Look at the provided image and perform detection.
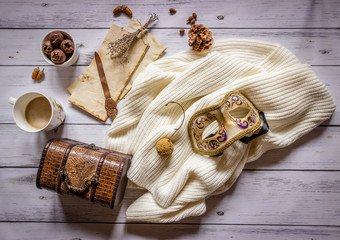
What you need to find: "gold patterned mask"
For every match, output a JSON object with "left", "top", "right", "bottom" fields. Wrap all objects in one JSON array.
[{"left": 188, "top": 91, "right": 268, "bottom": 156}]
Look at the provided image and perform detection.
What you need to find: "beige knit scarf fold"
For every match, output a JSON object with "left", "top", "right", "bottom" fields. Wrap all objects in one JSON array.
[{"left": 106, "top": 39, "right": 336, "bottom": 223}]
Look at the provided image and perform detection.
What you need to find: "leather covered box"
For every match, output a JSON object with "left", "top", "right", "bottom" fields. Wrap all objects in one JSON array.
[{"left": 36, "top": 138, "right": 131, "bottom": 209}]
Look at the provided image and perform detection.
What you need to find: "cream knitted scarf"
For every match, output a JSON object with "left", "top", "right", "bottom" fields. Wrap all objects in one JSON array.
[{"left": 106, "top": 39, "right": 335, "bottom": 223}]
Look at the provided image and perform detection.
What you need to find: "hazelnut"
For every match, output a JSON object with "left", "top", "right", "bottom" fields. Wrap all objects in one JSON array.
[
  {"left": 49, "top": 31, "right": 64, "bottom": 47},
  {"left": 187, "top": 15, "right": 194, "bottom": 24},
  {"left": 179, "top": 29, "right": 185, "bottom": 35},
  {"left": 169, "top": 8, "right": 177, "bottom": 15},
  {"left": 50, "top": 49, "right": 67, "bottom": 64},
  {"left": 60, "top": 39, "right": 74, "bottom": 55},
  {"left": 42, "top": 41, "right": 53, "bottom": 55}
]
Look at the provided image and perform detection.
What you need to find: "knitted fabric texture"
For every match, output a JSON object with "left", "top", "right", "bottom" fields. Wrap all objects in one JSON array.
[{"left": 106, "top": 39, "right": 336, "bottom": 223}]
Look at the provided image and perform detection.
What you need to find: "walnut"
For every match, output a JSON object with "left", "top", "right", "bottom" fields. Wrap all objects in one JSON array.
[{"left": 188, "top": 24, "right": 213, "bottom": 52}]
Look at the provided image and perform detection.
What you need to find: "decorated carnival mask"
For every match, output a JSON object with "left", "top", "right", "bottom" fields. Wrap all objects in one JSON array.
[{"left": 188, "top": 91, "right": 269, "bottom": 156}]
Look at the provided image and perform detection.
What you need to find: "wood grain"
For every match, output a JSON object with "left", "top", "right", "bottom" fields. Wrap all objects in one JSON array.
[
  {"left": 0, "top": 124, "right": 339, "bottom": 170},
  {"left": 0, "top": 66, "right": 123, "bottom": 124},
  {"left": 1, "top": 29, "right": 340, "bottom": 66},
  {"left": 1, "top": 168, "right": 339, "bottom": 225},
  {"left": 1, "top": 223, "right": 339, "bottom": 240},
  {"left": 1, "top": 0, "right": 340, "bottom": 238},
  {"left": 0, "top": 65, "right": 338, "bottom": 125},
  {"left": 1, "top": 0, "right": 340, "bottom": 29}
]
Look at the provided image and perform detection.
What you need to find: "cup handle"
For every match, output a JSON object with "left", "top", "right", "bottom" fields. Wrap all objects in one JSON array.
[{"left": 8, "top": 97, "right": 17, "bottom": 105}]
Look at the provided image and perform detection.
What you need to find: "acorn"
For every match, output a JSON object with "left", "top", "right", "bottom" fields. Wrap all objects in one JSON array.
[
  {"left": 122, "top": 5, "right": 132, "bottom": 17},
  {"left": 113, "top": 5, "right": 133, "bottom": 17},
  {"left": 60, "top": 39, "right": 74, "bottom": 54},
  {"left": 42, "top": 41, "right": 54, "bottom": 55},
  {"left": 50, "top": 49, "right": 67, "bottom": 64},
  {"left": 113, "top": 6, "right": 121, "bottom": 16},
  {"left": 49, "top": 31, "right": 64, "bottom": 47},
  {"left": 32, "top": 67, "right": 40, "bottom": 79},
  {"left": 36, "top": 68, "right": 45, "bottom": 81}
]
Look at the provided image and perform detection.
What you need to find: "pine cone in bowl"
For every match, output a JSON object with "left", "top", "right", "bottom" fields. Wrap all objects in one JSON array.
[{"left": 188, "top": 24, "right": 213, "bottom": 52}]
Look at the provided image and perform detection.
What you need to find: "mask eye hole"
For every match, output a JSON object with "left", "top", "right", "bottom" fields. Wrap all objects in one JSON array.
[
  {"left": 229, "top": 107, "right": 250, "bottom": 119},
  {"left": 202, "top": 120, "right": 219, "bottom": 139}
]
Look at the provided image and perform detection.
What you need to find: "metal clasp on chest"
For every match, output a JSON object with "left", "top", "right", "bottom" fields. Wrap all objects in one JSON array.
[{"left": 84, "top": 143, "right": 99, "bottom": 150}]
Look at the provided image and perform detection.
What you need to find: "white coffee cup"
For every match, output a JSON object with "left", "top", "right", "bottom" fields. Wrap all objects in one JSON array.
[{"left": 8, "top": 92, "right": 65, "bottom": 132}]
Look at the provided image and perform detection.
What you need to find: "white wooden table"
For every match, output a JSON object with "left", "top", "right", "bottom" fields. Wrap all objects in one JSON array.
[{"left": 1, "top": 0, "right": 339, "bottom": 239}]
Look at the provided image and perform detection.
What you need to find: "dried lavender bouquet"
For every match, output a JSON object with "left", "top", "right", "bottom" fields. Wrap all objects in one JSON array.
[{"left": 107, "top": 14, "right": 158, "bottom": 62}]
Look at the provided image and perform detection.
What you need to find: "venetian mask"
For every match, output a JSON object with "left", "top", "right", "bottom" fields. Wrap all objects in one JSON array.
[{"left": 188, "top": 91, "right": 268, "bottom": 156}]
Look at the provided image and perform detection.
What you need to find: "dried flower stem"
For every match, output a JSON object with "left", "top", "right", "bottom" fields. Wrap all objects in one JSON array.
[{"left": 107, "top": 13, "right": 159, "bottom": 62}]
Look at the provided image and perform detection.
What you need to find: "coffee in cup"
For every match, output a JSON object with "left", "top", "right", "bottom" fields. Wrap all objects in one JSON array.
[
  {"left": 9, "top": 92, "right": 65, "bottom": 132},
  {"left": 25, "top": 97, "right": 52, "bottom": 129}
]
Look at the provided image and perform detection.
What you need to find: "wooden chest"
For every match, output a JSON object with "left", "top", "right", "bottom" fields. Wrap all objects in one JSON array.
[{"left": 36, "top": 138, "right": 131, "bottom": 209}]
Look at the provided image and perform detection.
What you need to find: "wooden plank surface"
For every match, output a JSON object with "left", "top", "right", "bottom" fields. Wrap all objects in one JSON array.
[
  {"left": 1, "top": 223, "right": 339, "bottom": 240},
  {"left": 1, "top": 0, "right": 340, "bottom": 239},
  {"left": 1, "top": 65, "right": 339, "bottom": 125},
  {"left": 1, "top": 168, "right": 340, "bottom": 225},
  {"left": 1, "top": 0, "right": 340, "bottom": 29},
  {"left": 1, "top": 29, "right": 340, "bottom": 66},
  {"left": 0, "top": 124, "right": 339, "bottom": 170}
]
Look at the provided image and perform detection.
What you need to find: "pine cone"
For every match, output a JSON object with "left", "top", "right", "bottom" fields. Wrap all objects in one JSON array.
[{"left": 188, "top": 24, "right": 213, "bottom": 52}]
